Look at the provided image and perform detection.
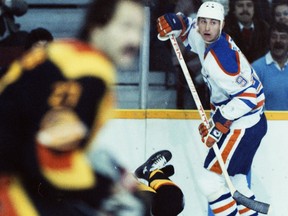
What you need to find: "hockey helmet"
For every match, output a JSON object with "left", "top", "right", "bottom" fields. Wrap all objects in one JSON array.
[{"left": 196, "top": 1, "right": 225, "bottom": 27}]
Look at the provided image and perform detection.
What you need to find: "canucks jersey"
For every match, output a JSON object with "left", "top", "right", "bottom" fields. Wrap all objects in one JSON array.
[
  {"left": 183, "top": 19, "right": 265, "bottom": 129},
  {"left": 0, "top": 39, "right": 117, "bottom": 212}
]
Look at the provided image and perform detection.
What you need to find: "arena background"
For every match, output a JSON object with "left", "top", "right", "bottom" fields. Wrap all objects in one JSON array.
[{"left": 13, "top": 1, "right": 285, "bottom": 215}]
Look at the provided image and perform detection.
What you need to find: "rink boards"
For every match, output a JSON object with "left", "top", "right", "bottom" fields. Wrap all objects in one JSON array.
[{"left": 91, "top": 110, "right": 288, "bottom": 216}]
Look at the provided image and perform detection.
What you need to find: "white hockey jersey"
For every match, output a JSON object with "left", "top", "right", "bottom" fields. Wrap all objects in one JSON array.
[{"left": 183, "top": 19, "right": 265, "bottom": 129}]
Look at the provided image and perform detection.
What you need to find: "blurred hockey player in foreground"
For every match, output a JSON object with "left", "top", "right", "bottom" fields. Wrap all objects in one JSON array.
[{"left": 0, "top": 0, "right": 145, "bottom": 215}]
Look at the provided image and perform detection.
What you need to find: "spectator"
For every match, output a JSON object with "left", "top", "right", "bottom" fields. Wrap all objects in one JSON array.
[
  {"left": 0, "top": 28, "right": 54, "bottom": 78},
  {"left": 252, "top": 22, "right": 288, "bottom": 110},
  {"left": 272, "top": 0, "right": 288, "bottom": 26},
  {"left": 24, "top": 27, "right": 54, "bottom": 50},
  {"left": 0, "top": 0, "right": 28, "bottom": 39},
  {"left": 0, "top": 0, "right": 146, "bottom": 215},
  {"left": 134, "top": 150, "right": 185, "bottom": 216},
  {"left": 0, "top": 0, "right": 29, "bottom": 67},
  {"left": 224, "top": 0, "right": 270, "bottom": 63}
]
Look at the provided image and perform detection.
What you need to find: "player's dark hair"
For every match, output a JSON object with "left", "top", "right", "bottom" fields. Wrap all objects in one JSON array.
[
  {"left": 78, "top": 0, "right": 144, "bottom": 41},
  {"left": 269, "top": 21, "right": 288, "bottom": 37},
  {"left": 24, "top": 27, "right": 54, "bottom": 50}
]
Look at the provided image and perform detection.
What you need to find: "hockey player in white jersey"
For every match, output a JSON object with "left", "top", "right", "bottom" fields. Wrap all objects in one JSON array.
[{"left": 157, "top": 1, "right": 267, "bottom": 215}]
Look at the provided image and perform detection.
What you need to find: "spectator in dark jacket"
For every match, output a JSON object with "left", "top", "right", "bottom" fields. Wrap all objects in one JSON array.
[
  {"left": 223, "top": 0, "right": 270, "bottom": 63},
  {"left": 0, "top": 0, "right": 28, "bottom": 67}
]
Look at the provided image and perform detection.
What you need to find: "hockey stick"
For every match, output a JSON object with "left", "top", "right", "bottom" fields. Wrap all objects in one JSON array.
[{"left": 169, "top": 34, "right": 270, "bottom": 214}]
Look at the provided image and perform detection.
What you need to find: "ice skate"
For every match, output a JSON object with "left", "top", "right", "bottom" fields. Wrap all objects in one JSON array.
[{"left": 135, "top": 150, "right": 172, "bottom": 180}]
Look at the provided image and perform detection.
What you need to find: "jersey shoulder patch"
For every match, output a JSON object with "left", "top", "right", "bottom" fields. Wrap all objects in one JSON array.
[{"left": 206, "top": 34, "right": 240, "bottom": 76}]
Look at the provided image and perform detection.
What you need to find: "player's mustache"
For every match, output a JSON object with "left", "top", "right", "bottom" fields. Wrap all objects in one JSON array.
[{"left": 272, "top": 42, "right": 284, "bottom": 49}]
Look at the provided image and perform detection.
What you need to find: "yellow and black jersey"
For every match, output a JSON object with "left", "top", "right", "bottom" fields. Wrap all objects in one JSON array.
[{"left": 0, "top": 40, "right": 117, "bottom": 215}]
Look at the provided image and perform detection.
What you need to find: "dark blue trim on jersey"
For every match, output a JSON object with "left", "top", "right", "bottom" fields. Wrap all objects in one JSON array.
[
  {"left": 257, "top": 88, "right": 264, "bottom": 97},
  {"left": 239, "top": 98, "right": 257, "bottom": 109},
  {"left": 205, "top": 33, "right": 240, "bottom": 75}
]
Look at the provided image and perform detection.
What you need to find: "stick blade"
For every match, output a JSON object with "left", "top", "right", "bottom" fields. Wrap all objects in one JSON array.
[{"left": 233, "top": 191, "right": 270, "bottom": 214}]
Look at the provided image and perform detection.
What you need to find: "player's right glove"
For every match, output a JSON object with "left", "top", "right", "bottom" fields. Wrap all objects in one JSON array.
[
  {"left": 157, "top": 13, "right": 189, "bottom": 41},
  {"left": 198, "top": 121, "right": 223, "bottom": 148},
  {"left": 198, "top": 108, "right": 233, "bottom": 148}
]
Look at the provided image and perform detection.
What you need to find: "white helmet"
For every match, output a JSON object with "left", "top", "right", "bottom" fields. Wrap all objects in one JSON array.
[
  {"left": 196, "top": 1, "right": 225, "bottom": 27},
  {"left": 196, "top": 1, "right": 225, "bottom": 43}
]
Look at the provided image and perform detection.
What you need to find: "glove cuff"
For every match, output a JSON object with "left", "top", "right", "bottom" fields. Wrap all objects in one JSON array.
[
  {"left": 212, "top": 108, "right": 233, "bottom": 134},
  {"left": 176, "top": 13, "right": 189, "bottom": 37}
]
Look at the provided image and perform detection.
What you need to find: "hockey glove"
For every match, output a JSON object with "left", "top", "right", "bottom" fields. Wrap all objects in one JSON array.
[
  {"left": 198, "top": 108, "right": 233, "bottom": 148},
  {"left": 212, "top": 108, "right": 233, "bottom": 134},
  {"left": 198, "top": 121, "right": 222, "bottom": 148},
  {"left": 157, "top": 13, "right": 189, "bottom": 41}
]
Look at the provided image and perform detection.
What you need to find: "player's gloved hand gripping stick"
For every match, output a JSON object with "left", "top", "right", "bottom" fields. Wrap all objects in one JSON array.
[{"left": 168, "top": 34, "right": 270, "bottom": 214}]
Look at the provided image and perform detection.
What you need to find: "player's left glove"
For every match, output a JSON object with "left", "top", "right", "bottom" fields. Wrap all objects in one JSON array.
[
  {"left": 157, "top": 12, "right": 189, "bottom": 41},
  {"left": 198, "top": 108, "right": 233, "bottom": 148}
]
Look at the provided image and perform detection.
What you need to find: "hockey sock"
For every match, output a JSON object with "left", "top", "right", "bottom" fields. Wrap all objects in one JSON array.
[
  {"left": 209, "top": 192, "right": 239, "bottom": 216},
  {"left": 148, "top": 169, "right": 174, "bottom": 189}
]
